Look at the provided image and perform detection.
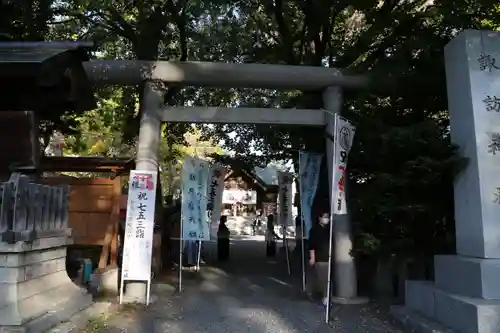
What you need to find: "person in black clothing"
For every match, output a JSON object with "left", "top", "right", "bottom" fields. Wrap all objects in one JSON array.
[
  {"left": 217, "top": 215, "right": 230, "bottom": 260},
  {"left": 307, "top": 212, "right": 331, "bottom": 306},
  {"left": 265, "top": 214, "right": 281, "bottom": 257},
  {"left": 117, "top": 219, "right": 125, "bottom": 290},
  {"left": 252, "top": 209, "right": 263, "bottom": 235},
  {"left": 294, "top": 214, "right": 302, "bottom": 254}
]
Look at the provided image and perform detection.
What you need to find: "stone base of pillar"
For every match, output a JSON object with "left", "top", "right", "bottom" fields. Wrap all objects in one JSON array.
[
  {"left": 394, "top": 254, "right": 500, "bottom": 333},
  {"left": 330, "top": 296, "right": 369, "bottom": 305},
  {"left": 0, "top": 236, "right": 92, "bottom": 332},
  {"left": 99, "top": 267, "right": 119, "bottom": 294}
]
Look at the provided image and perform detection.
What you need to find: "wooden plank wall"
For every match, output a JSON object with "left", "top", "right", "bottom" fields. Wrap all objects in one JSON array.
[
  {"left": 0, "top": 111, "right": 38, "bottom": 180},
  {"left": 41, "top": 177, "right": 121, "bottom": 268}
]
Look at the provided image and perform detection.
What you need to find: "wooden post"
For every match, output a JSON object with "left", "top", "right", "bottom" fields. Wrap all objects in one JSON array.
[{"left": 110, "top": 176, "right": 121, "bottom": 267}]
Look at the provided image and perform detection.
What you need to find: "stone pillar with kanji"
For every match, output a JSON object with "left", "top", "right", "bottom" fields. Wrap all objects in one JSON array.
[{"left": 402, "top": 29, "right": 500, "bottom": 333}]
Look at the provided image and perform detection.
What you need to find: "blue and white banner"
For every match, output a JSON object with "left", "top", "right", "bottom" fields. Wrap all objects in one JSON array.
[
  {"left": 181, "top": 157, "right": 211, "bottom": 240},
  {"left": 299, "top": 151, "right": 323, "bottom": 239}
]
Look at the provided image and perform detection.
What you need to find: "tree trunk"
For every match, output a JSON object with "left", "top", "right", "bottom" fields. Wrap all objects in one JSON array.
[
  {"left": 166, "top": 140, "right": 174, "bottom": 195},
  {"left": 396, "top": 258, "right": 409, "bottom": 302},
  {"left": 374, "top": 256, "right": 394, "bottom": 299}
]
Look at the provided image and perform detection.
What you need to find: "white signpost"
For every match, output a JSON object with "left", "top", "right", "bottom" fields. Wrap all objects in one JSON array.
[
  {"left": 326, "top": 114, "right": 356, "bottom": 322},
  {"left": 277, "top": 171, "right": 293, "bottom": 275},
  {"left": 120, "top": 170, "right": 158, "bottom": 305}
]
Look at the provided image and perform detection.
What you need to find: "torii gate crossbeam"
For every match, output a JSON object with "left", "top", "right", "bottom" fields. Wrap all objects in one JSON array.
[{"left": 83, "top": 60, "right": 368, "bottom": 89}]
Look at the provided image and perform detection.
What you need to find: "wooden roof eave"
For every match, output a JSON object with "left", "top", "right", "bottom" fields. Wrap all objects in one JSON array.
[{"left": 10, "top": 156, "right": 135, "bottom": 174}]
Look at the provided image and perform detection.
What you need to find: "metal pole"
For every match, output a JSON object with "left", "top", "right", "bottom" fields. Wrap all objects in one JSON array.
[
  {"left": 301, "top": 215, "right": 306, "bottom": 292},
  {"left": 146, "top": 279, "right": 151, "bottom": 305},
  {"left": 179, "top": 223, "right": 183, "bottom": 292},
  {"left": 325, "top": 113, "right": 338, "bottom": 324},
  {"left": 283, "top": 225, "right": 291, "bottom": 275},
  {"left": 299, "top": 152, "right": 306, "bottom": 292},
  {"left": 196, "top": 240, "right": 202, "bottom": 271},
  {"left": 119, "top": 270, "right": 125, "bottom": 304}
]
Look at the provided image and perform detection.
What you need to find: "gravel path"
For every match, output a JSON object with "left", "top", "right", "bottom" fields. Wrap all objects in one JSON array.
[{"left": 90, "top": 239, "right": 406, "bottom": 333}]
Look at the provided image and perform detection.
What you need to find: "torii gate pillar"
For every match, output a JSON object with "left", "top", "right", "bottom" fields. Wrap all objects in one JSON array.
[
  {"left": 323, "top": 87, "right": 367, "bottom": 304},
  {"left": 123, "top": 80, "right": 164, "bottom": 303}
]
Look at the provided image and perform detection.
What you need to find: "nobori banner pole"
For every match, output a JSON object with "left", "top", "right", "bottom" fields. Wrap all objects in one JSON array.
[
  {"left": 179, "top": 238, "right": 183, "bottom": 291},
  {"left": 283, "top": 226, "right": 291, "bottom": 276},
  {"left": 119, "top": 272, "right": 125, "bottom": 304},
  {"left": 325, "top": 113, "right": 338, "bottom": 324},
  {"left": 299, "top": 152, "right": 306, "bottom": 292},
  {"left": 146, "top": 277, "right": 151, "bottom": 305},
  {"left": 301, "top": 217, "right": 306, "bottom": 291},
  {"left": 196, "top": 241, "right": 202, "bottom": 271},
  {"left": 178, "top": 189, "right": 184, "bottom": 292}
]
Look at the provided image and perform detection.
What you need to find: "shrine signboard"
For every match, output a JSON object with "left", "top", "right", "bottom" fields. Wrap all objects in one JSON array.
[{"left": 121, "top": 170, "right": 158, "bottom": 282}]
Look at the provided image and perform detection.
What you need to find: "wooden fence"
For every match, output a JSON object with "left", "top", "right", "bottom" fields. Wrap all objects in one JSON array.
[{"left": 41, "top": 177, "right": 121, "bottom": 268}]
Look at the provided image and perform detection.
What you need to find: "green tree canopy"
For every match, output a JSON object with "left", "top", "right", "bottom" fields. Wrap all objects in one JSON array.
[{"left": 5, "top": 0, "right": 500, "bottom": 277}]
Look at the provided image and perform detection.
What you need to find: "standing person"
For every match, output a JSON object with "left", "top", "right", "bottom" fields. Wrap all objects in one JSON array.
[
  {"left": 186, "top": 239, "right": 197, "bottom": 270},
  {"left": 308, "top": 212, "right": 331, "bottom": 307},
  {"left": 294, "top": 214, "right": 302, "bottom": 254},
  {"left": 252, "top": 209, "right": 263, "bottom": 235},
  {"left": 217, "top": 215, "right": 230, "bottom": 260},
  {"left": 265, "top": 214, "right": 281, "bottom": 257},
  {"left": 117, "top": 219, "right": 125, "bottom": 290}
]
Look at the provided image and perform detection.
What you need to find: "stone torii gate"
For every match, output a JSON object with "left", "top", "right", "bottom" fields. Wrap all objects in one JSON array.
[{"left": 84, "top": 60, "right": 368, "bottom": 304}]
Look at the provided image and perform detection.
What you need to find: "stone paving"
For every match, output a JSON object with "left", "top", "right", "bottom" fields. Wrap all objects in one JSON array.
[{"left": 78, "top": 240, "right": 406, "bottom": 333}]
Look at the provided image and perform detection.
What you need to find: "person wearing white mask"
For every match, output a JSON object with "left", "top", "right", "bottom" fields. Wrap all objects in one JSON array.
[{"left": 307, "top": 212, "right": 331, "bottom": 306}]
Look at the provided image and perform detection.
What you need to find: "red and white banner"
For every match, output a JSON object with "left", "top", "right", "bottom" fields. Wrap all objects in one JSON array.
[
  {"left": 332, "top": 115, "right": 356, "bottom": 215},
  {"left": 122, "top": 170, "right": 158, "bottom": 281}
]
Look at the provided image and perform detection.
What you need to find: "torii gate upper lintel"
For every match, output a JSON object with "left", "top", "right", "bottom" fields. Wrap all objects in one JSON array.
[{"left": 84, "top": 60, "right": 368, "bottom": 89}]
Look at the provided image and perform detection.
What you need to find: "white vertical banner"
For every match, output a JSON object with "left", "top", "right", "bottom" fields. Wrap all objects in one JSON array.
[
  {"left": 332, "top": 115, "right": 356, "bottom": 215},
  {"left": 278, "top": 171, "right": 293, "bottom": 275},
  {"left": 121, "top": 170, "right": 158, "bottom": 282},
  {"left": 298, "top": 151, "right": 323, "bottom": 238},
  {"left": 207, "top": 164, "right": 225, "bottom": 230},
  {"left": 181, "top": 157, "right": 211, "bottom": 241},
  {"left": 277, "top": 171, "right": 293, "bottom": 228}
]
